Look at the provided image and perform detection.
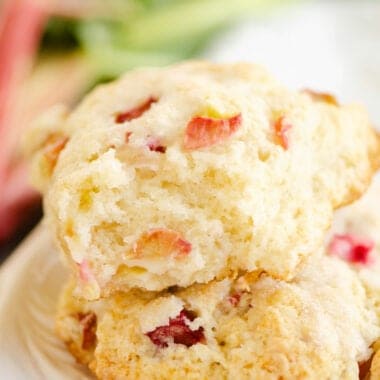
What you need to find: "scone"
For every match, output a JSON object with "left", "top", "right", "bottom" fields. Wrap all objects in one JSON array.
[
  {"left": 56, "top": 255, "right": 380, "bottom": 380},
  {"left": 26, "top": 61, "right": 380, "bottom": 298}
]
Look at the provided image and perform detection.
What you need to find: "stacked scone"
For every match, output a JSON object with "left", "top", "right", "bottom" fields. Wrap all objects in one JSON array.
[{"left": 25, "top": 62, "right": 380, "bottom": 379}]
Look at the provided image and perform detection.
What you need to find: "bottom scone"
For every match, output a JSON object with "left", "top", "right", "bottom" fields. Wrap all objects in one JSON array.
[{"left": 57, "top": 251, "right": 380, "bottom": 380}]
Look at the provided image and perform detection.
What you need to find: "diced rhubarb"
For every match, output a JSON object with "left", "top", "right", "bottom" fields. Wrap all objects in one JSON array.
[
  {"left": 147, "top": 136, "right": 166, "bottom": 153},
  {"left": 228, "top": 293, "right": 242, "bottom": 307},
  {"left": 184, "top": 113, "right": 242, "bottom": 150},
  {"left": 115, "top": 97, "right": 157, "bottom": 124},
  {"left": 78, "top": 312, "right": 97, "bottom": 350},
  {"left": 273, "top": 116, "right": 292, "bottom": 150},
  {"left": 133, "top": 228, "right": 191, "bottom": 259},
  {"left": 43, "top": 133, "right": 69, "bottom": 172},
  {"left": 328, "top": 234, "right": 375, "bottom": 265},
  {"left": 125, "top": 131, "right": 132, "bottom": 143},
  {"left": 78, "top": 260, "right": 94, "bottom": 282},
  {"left": 303, "top": 89, "right": 338, "bottom": 106},
  {"left": 146, "top": 309, "right": 205, "bottom": 348}
]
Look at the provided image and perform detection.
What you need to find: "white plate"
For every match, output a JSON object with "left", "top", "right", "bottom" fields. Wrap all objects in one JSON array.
[{"left": 0, "top": 224, "right": 91, "bottom": 380}]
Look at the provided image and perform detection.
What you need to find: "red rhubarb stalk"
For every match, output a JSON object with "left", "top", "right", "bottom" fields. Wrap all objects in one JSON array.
[
  {"left": 0, "top": 0, "right": 47, "bottom": 170},
  {"left": 0, "top": 0, "right": 47, "bottom": 241}
]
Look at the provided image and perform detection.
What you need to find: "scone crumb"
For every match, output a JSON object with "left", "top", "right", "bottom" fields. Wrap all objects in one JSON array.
[
  {"left": 146, "top": 308, "right": 205, "bottom": 348},
  {"left": 78, "top": 312, "right": 97, "bottom": 350},
  {"left": 139, "top": 296, "right": 184, "bottom": 333}
]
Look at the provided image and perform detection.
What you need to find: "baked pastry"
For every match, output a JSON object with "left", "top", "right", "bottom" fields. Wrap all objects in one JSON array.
[
  {"left": 26, "top": 61, "right": 380, "bottom": 298},
  {"left": 56, "top": 254, "right": 379, "bottom": 380}
]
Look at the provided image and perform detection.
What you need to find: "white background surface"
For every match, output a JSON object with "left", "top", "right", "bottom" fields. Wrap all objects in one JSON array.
[
  {"left": 207, "top": 0, "right": 380, "bottom": 126},
  {"left": 1, "top": 1, "right": 380, "bottom": 379}
]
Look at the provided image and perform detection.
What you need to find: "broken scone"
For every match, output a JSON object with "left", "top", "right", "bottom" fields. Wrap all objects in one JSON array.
[
  {"left": 26, "top": 61, "right": 380, "bottom": 298},
  {"left": 56, "top": 255, "right": 379, "bottom": 380}
]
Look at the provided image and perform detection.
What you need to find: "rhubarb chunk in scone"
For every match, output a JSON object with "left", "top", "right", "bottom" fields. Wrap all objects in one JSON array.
[
  {"left": 56, "top": 255, "right": 380, "bottom": 380},
  {"left": 26, "top": 61, "right": 380, "bottom": 298}
]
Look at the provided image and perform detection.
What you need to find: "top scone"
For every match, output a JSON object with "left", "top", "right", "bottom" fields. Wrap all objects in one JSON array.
[{"left": 25, "top": 61, "right": 380, "bottom": 299}]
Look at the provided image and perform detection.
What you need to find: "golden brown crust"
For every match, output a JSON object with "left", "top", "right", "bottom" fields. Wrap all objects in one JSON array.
[{"left": 57, "top": 253, "right": 379, "bottom": 379}]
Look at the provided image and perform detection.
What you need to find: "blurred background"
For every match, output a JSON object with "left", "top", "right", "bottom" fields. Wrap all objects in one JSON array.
[{"left": 0, "top": 0, "right": 379, "bottom": 261}]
